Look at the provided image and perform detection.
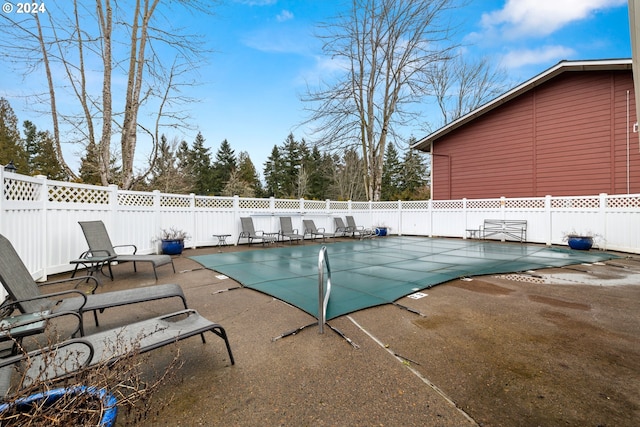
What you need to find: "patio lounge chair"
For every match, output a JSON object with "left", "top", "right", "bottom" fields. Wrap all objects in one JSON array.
[
  {"left": 346, "top": 216, "right": 374, "bottom": 239},
  {"left": 0, "top": 234, "right": 187, "bottom": 336},
  {"left": 303, "top": 219, "right": 335, "bottom": 242},
  {"left": 237, "top": 217, "right": 277, "bottom": 246},
  {"left": 78, "top": 221, "right": 175, "bottom": 280},
  {"left": 334, "top": 217, "right": 351, "bottom": 237},
  {"left": 279, "top": 217, "right": 303, "bottom": 245},
  {"left": 0, "top": 308, "right": 234, "bottom": 395}
]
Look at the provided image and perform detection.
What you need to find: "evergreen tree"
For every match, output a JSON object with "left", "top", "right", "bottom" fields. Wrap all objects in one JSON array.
[
  {"left": 23, "top": 121, "right": 68, "bottom": 180},
  {"left": 305, "top": 146, "right": 334, "bottom": 200},
  {"left": 0, "top": 98, "right": 27, "bottom": 171},
  {"left": 175, "top": 139, "right": 196, "bottom": 193},
  {"left": 79, "top": 141, "right": 103, "bottom": 185},
  {"left": 263, "top": 145, "right": 284, "bottom": 197},
  {"left": 188, "top": 132, "right": 214, "bottom": 195},
  {"left": 236, "top": 151, "right": 262, "bottom": 196},
  {"left": 399, "top": 143, "right": 430, "bottom": 200},
  {"left": 147, "top": 135, "right": 192, "bottom": 194},
  {"left": 212, "top": 139, "right": 236, "bottom": 194},
  {"left": 279, "top": 133, "right": 302, "bottom": 198},
  {"left": 381, "top": 144, "right": 402, "bottom": 200}
]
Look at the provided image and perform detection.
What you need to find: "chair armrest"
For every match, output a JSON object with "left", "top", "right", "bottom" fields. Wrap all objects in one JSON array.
[
  {"left": 317, "top": 227, "right": 326, "bottom": 232},
  {"left": 0, "top": 310, "right": 84, "bottom": 340},
  {"left": 6, "top": 289, "right": 89, "bottom": 312},
  {"left": 113, "top": 244, "right": 137, "bottom": 255},
  {"left": 0, "top": 335, "right": 94, "bottom": 370},
  {"left": 38, "top": 276, "right": 99, "bottom": 295}
]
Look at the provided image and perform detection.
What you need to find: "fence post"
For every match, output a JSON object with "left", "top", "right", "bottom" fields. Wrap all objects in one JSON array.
[
  {"left": 37, "top": 175, "right": 48, "bottom": 280},
  {"left": 233, "top": 195, "right": 240, "bottom": 245},
  {"left": 108, "top": 184, "right": 119, "bottom": 230},
  {"left": 545, "top": 195, "right": 552, "bottom": 246},
  {"left": 599, "top": 193, "right": 608, "bottom": 250},
  {"left": 462, "top": 198, "right": 468, "bottom": 239},
  {"left": 428, "top": 199, "right": 433, "bottom": 237},
  {"left": 397, "top": 200, "right": 403, "bottom": 236},
  {"left": 189, "top": 193, "right": 196, "bottom": 249}
]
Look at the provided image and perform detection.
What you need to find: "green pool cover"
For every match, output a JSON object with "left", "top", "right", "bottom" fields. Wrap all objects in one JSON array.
[{"left": 190, "top": 236, "right": 618, "bottom": 320}]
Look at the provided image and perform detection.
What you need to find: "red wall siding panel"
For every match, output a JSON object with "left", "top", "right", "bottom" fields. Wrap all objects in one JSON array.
[{"left": 431, "top": 69, "right": 640, "bottom": 199}]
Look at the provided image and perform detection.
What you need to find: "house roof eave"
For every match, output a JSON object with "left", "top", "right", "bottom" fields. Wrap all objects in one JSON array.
[{"left": 411, "top": 58, "right": 633, "bottom": 153}]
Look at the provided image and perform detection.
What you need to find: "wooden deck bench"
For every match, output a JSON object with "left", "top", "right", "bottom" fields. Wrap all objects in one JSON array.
[{"left": 481, "top": 219, "right": 527, "bottom": 242}]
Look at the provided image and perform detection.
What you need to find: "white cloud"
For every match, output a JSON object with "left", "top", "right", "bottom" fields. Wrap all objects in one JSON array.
[
  {"left": 482, "top": 0, "right": 627, "bottom": 38},
  {"left": 500, "top": 45, "right": 576, "bottom": 69},
  {"left": 277, "top": 10, "right": 294, "bottom": 22}
]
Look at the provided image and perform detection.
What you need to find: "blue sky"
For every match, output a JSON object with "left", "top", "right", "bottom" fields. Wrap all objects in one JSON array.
[{"left": 0, "top": 0, "right": 632, "bottom": 175}]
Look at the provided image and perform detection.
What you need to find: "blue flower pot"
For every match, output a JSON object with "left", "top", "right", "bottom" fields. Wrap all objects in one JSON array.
[
  {"left": 375, "top": 227, "right": 388, "bottom": 237},
  {"left": 567, "top": 236, "right": 593, "bottom": 250},
  {"left": 161, "top": 239, "right": 184, "bottom": 255},
  {"left": 0, "top": 386, "right": 117, "bottom": 426}
]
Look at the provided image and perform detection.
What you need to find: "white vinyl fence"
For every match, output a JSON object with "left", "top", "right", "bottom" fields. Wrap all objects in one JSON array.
[{"left": 2, "top": 168, "right": 639, "bottom": 287}]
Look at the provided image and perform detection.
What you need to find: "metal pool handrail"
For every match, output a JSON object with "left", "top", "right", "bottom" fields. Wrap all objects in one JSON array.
[{"left": 318, "top": 246, "right": 332, "bottom": 334}]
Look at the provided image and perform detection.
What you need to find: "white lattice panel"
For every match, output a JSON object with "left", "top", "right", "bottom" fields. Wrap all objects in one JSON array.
[
  {"left": 303, "top": 200, "right": 327, "bottom": 211},
  {"left": 467, "top": 199, "right": 500, "bottom": 209},
  {"left": 371, "top": 201, "right": 398, "bottom": 210},
  {"left": 607, "top": 195, "right": 640, "bottom": 208},
  {"left": 275, "top": 199, "right": 301, "bottom": 210},
  {"left": 118, "top": 192, "right": 153, "bottom": 206},
  {"left": 551, "top": 197, "right": 600, "bottom": 209},
  {"left": 239, "top": 198, "right": 270, "bottom": 209},
  {"left": 432, "top": 200, "right": 464, "bottom": 209},
  {"left": 401, "top": 201, "right": 430, "bottom": 210},
  {"left": 196, "top": 197, "right": 234, "bottom": 209},
  {"left": 50, "top": 185, "right": 109, "bottom": 204},
  {"left": 161, "top": 195, "right": 191, "bottom": 208},
  {"left": 351, "top": 201, "right": 369, "bottom": 210},
  {"left": 4, "top": 178, "right": 43, "bottom": 201},
  {"left": 505, "top": 198, "right": 545, "bottom": 209},
  {"left": 329, "top": 201, "right": 349, "bottom": 210}
]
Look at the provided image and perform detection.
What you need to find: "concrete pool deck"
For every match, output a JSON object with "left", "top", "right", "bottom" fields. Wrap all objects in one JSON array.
[{"left": 52, "top": 238, "right": 640, "bottom": 426}]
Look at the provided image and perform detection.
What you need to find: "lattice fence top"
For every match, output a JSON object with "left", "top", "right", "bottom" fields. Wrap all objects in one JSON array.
[
  {"left": 274, "top": 199, "right": 300, "bottom": 210},
  {"left": 2, "top": 178, "right": 41, "bottom": 201},
  {"left": 432, "top": 200, "right": 464, "bottom": 209},
  {"left": 196, "top": 197, "right": 234, "bottom": 209},
  {"left": 401, "top": 200, "right": 430, "bottom": 209},
  {"left": 329, "top": 201, "right": 349, "bottom": 210},
  {"left": 551, "top": 196, "right": 600, "bottom": 209},
  {"left": 238, "top": 198, "right": 270, "bottom": 209},
  {"left": 119, "top": 192, "right": 153, "bottom": 206},
  {"left": 351, "top": 201, "right": 370, "bottom": 210},
  {"left": 50, "top": 185, "right": 109, "bottom": 204},
  {"left": 303, "top": 200, "right": 327, "bottom": 210},
  {"left": 504, "top": 198, "right": 545, "bottom": 209},
  {"left": 466, "top": 199, "right": 500, "bottom": 209},
  {"left": 371, "top": 201, "right": 399, "bottom": 210},
  {"left": 607, "top": 194, "right": 640, "bottom": 208},
  {"left": 161, "top": 194, "right": 191, "bottom": 208}
]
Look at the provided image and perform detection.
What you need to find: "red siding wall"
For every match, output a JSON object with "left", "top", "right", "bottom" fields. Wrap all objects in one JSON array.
[{"left": 432, "top": 70, "right": 640, "bottom": 199}]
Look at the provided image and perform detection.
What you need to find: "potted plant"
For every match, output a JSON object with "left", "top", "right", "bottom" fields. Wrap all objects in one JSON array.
[
  {"left": 373, "top": 224, "right": 390, "bottom": 237},
  {"left": 157, "top": 227, "right": 190, "bottom": 255},
  {"left": 0, "top": 386, "right": 118, "bottom": 426},
  {"left": 562, "top": 230, "right": 601, "bottom": 250}
]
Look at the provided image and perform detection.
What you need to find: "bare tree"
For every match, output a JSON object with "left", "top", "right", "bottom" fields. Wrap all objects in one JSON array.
[
  {"left": 0, "top": 0, "right": 211, "bottom": 188},
  {"left": 303, "top": 0, "right": 461, "bottom": 201},
  {"left": 425, "top": 55, "right": 508, "bottom": 130}
]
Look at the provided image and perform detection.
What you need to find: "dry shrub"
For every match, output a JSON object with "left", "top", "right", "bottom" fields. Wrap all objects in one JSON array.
[{"left": 0, "top": 325, "right": 183, "bottom": 426}]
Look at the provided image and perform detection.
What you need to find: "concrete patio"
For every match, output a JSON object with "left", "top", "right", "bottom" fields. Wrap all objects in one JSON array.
[{"left": 44, "top": 238, "right": 640, "bottom": 426}]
